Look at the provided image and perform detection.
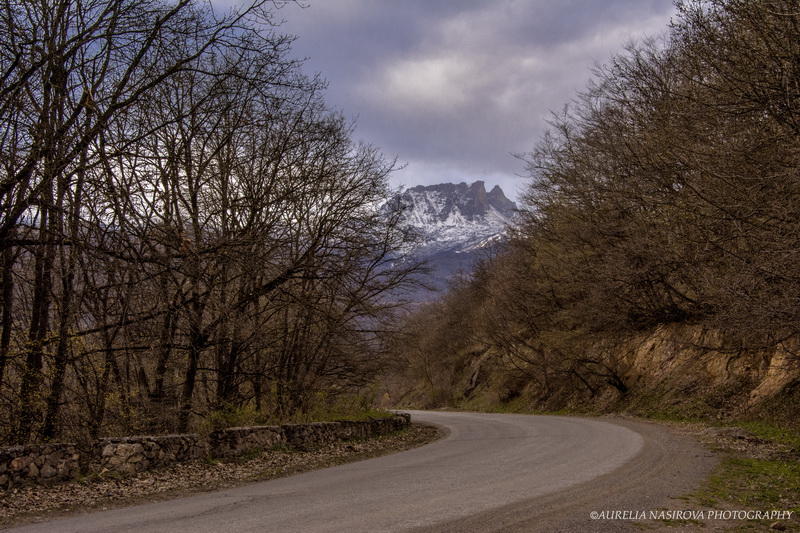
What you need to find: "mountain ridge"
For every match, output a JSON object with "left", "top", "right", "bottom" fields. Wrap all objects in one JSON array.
[{"left": 387, "top": 180, "right": 518, "bottom": 297}]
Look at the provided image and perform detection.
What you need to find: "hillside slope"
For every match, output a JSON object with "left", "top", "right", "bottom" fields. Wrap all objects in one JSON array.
[
  {"left": 382, "top": 0, "right": 800, "bottom": 429},
  {"left": 385, "top": 324, "right": 800, "bottom": 426}
]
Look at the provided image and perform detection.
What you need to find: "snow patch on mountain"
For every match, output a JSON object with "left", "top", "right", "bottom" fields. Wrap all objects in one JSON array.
[
  {"left": 385, "top": 180, "right": 518, "bottom": 295},
  {"left": 392, "top": 180, "right": 516, "bottom": 253}
]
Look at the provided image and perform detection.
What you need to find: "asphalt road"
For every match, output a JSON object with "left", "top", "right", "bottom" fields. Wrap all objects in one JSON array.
[{"left": 7, "top": 411, "right": 717, "bottom": 533}]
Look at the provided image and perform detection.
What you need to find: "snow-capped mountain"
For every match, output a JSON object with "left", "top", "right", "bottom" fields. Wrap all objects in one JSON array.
[{"left": 386, "top": 180, "right": 518, "bottom": 296}]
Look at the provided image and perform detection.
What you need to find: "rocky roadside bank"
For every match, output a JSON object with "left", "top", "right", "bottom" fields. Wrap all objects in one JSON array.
[{"left": 0, "top": 424, "right": 441, "bottom": 529}]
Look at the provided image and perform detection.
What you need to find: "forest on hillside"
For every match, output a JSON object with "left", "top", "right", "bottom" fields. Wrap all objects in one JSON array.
[
  {"left": 0, "top": 0, "right": 421, "bottom": 445},
  {"left": 389, "top": 0, "right": 800, "bottom": 415},
  {"left": 4, "top": 0, "right": 799, "bottom": 448}
]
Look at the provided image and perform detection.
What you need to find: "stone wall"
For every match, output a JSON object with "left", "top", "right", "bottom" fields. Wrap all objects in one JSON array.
[
  {"left": 209, "top": 425, "right": 284, "bottom": 458},
  {"left": 211, "top": 414, "right": 411, "bottom": 457},
  {"left": 367, "top": 413, "right": 411, "bottom": 436},
  {"left": 0, "top": 414, "right": 411, "bottom": 489},
  {"left": 282, "top": 422, "right": 342, "bottom": 451},
  {"left": 93, "top": 434, "right": 208, "bottom": 476},
  {"left": 0, "top": 443, "right": 80, "bottom": 490},
  {"left": 331, "top": 420, "right": 375, "bottom": 441}
]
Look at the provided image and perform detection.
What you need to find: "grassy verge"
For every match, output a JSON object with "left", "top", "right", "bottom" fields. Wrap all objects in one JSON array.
[
  {"left": 734, "top": 421, "right": 800, "bottom": 453},
  {"left": 685, "top": 420, "right": 800, "bottom": 532},
  {"left": 621, "top": 408, "right": 800, "bottom": 529},
  {"left": 601, "top": 413, "right": 799, "bottom": 530},
  {"left": 694, "top": 457, "right": 800, "bottom": 512}
]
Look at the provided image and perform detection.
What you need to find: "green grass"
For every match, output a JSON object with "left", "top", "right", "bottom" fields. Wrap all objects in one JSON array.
[
  {"left": 615, "top": 409, "right": 800, "bottom": 527},
  {"left": 694, "top": 457, "right": 800, "bottom": 513},
  {"left": 630, "top": 408, "right": 706, "bottom": 423},
  {"left": 733, "top": 421, "right": 800, "bottom": 453},
  {"left": 687, "top": 419, "right": 800, "bottom": 531},
  {"left": 620, "top": 391, "right": 719, "bottom": 423}
]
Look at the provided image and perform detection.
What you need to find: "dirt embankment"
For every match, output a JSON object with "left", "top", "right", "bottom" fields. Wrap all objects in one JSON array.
[{"left": 390, "top": 325, "right": 800, "bottom": 424}]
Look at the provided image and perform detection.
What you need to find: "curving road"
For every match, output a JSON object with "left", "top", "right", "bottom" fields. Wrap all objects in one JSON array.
[{"left": 7, "top": 411, "right": 716, "bottom": 533}]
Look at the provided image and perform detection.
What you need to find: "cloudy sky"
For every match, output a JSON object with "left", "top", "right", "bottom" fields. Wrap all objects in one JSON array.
[{"left": 271, "top": 0, "right": 676, "bottom": 199}]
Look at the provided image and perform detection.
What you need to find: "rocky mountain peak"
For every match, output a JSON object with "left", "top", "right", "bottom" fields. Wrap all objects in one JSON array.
[
  {"left": 398, "top": 180, "right": 517, "bottom": 226},
  {"left": 385, "top": 181, "right": 518, "bottom": 297},
  {"left": 487, "top": 184, "right": 517, "bottom": 216}
]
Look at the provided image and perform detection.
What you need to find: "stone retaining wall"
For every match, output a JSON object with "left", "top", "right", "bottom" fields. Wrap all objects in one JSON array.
[
  {"left": 211, "top": 414, "right": 411, "bottom": 457},
  {"left": 0, "top": 414, "right": 410, "bottom": 489},
  {"left": 282, "top": 422, "right": 342, "bottom": 451},
  {"left": 209, "top": 425, "right": 284, "bottom": 458},
  {"left": 0, "top": 443, "right": 80, "bottom": 490},
  {"left": 93, "top": 434, "right": 208, "bottom": 475}
]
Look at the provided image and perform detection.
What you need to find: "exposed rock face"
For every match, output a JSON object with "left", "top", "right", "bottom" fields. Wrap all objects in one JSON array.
[
  {"left": 385, "top": 180, "right": 518, "bottom": 296},
  {"left": 391, "top": 180, "right": 516, "bottom": 242},
  {"left": 619, "top": 325, "right": 800, "bottom": 414},
  {"left": 487, "top": 185, "right": 517, "bottom": 215},
  {"left": 429, "top": 323, "right": 800, "bottom": 420}
]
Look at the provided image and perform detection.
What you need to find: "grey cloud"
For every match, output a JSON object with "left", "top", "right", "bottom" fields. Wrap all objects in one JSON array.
[{"left": 275, "top": 0, "right": 676, "bottom": 197}]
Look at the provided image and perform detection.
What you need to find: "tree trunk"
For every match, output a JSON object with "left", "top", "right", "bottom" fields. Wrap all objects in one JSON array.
[
  {"left": 178, "top": 313, "right": 206, "bottom": 432},
  {"left": 0, "top": 231, "right": 15, "bottom": 387},
  {"left": 41, "top": 136, "right": 87, "bottom": 440},
  {"left": 153, "top": 304, "right": 178, "bottom": 402},
  {"left": 15, "top": 204, "right": 55, "bottom": 443}
]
